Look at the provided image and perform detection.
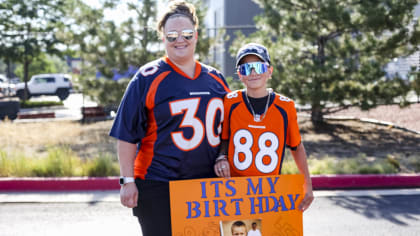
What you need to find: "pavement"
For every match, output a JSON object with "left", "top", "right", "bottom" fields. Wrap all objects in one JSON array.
[
  {"left": 1, "top": 174, "right": 420, "bottom": 203},
  {"left": 2, "top": 174, "right": 420, "bottom": 192}
]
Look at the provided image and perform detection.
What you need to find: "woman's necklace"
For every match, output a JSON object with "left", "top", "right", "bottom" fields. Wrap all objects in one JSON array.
[{"left": 245, "top": 88, "right": 272, "bottom": 122}]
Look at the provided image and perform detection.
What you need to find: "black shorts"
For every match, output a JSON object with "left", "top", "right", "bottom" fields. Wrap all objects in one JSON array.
[{"left": 132, "top": 179, "right": 171, "bottom": 236}]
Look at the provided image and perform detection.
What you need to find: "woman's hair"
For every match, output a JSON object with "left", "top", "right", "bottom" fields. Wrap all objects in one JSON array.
[{"left": 157, "top": 0, "right": 199, "bottom": 34}]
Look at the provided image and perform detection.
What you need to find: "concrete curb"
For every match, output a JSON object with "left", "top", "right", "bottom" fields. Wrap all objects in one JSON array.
[{"left": 1, "top": 174, "right": 420, "bottom": 192}]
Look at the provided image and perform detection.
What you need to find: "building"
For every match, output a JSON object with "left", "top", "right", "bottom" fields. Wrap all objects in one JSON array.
[
  {"left": 203, "top": 0, "right": 262, "bottom": 78},
  {"left": 203, "top": 1, "right": 420, "bottom": 80},
  {"left": 384, "top": 4, "right": 420, "bottom": 79}
]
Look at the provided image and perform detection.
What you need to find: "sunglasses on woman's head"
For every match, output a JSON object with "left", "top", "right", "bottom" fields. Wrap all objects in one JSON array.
[
  {"left": 166, "top": 29, "right": 195, "bottom": 42},
  {"left": 237, "top": 62, "right": 269, "bottom": 76}
]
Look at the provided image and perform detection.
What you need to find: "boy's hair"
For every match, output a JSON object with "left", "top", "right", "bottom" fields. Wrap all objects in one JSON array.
[
  {"left": 231, "top": 220, "right": 247, "bottom": 232},
  {"left": 157, "top": 0, "right": 199, "bottom": 34}
]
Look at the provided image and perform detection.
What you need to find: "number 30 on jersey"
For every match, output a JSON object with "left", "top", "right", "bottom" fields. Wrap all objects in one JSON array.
[{"left": 169, "top": 98, "right": 224, "bottom": 151}]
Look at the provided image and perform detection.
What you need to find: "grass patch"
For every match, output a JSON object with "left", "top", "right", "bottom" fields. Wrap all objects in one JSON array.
[
  {"left": 0, "top": 147, "right": 119, "bottom": 177},
  {"left": 20, "top": 100, "right": 63, "bottom": 108},
  {"left": 1, "top": 119, "right": 417, "bottom": 177}
]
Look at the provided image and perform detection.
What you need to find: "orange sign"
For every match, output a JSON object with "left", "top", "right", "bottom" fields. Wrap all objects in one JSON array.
[{"left": 170, "top": 174, "right": 304, "bottom": 236}]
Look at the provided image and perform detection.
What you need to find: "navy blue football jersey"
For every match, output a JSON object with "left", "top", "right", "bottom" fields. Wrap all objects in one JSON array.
[{"left": 110, "top": 57, "right": 230, "bottom": 181}]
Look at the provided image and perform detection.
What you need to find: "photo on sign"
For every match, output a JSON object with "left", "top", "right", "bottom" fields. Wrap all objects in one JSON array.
[{"left": 220, "top": 219, "right": 262, "bottom": 236}]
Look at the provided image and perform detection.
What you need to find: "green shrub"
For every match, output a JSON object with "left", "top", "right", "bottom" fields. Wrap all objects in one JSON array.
[
  {"left": 0, "top": 150, "right": 11, "bottom": 176},
  {"left": 0, "top": 150, "right": 34, "bottom": 177},
  {"left": 410, "top": 157, "right": 420, "bottom": 172},
  {"left": 31, "top": 147, "right": 82, "bottom": 177},
  {"left": 86, "top": 154, "right": 120, "bottom": 177},
  {"left": 386, "top": 155, "right": 400, "bottom": 171},
  {"left": 20, "top": 100, "right": 63, "bottom": 108},
  {"left": 281, "top": 159, "right": 300, "bottom": 174}
]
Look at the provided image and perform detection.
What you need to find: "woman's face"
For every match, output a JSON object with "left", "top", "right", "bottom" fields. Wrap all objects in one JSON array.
[{"left": 163, "top": 16, "right": 197, "bottom": 63}]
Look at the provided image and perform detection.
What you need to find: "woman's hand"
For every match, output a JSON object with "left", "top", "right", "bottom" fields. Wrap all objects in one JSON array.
[
  {"left": 214, "top": 158, "right": 231, "bottom": 178},
  {"left": 120, "top": 182, "right": 138, "bottom": 208}
]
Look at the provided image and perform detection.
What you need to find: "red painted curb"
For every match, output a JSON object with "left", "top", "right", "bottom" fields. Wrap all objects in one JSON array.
[
  {"left": 0, "top": 177, "right": 119, "bottom": 192},
  {"left": 18, "top": 112, "right": 55, "bottom": 119},
  {"left": 311, "top": 174, "right": 420, "bottom": 190},
  {"left": 0, "top": 175, "right": 419, "bottom": 192}
]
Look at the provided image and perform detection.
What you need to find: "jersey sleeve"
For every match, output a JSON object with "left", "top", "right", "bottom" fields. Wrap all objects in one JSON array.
[
  {"left": 109, "top": 75, "right": 148, "bottom": 144},
  {"left": 286, "top": 100, "right": 302, "bottom": 150}
]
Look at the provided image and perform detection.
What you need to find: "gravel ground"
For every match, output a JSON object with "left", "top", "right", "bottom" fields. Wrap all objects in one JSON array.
[{"left": 326, "top": 103, "right": 420, "bottom": 133}]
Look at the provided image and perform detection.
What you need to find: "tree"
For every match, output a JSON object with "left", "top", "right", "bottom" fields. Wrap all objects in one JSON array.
[
  {"left": 62, "top": 0, "right": 218, "bottom": 108},
  {"left": 232, "top": 0, "right": 420, "bottom": 125},
  {"left": 0, "top": 0, "right": 66, "bottom": 100},
  {"left": 409, "top": 68, "right": 420, "bottom": 102},
  {"left": 14, "top": 53, "right": 67, "bottom": 80}
]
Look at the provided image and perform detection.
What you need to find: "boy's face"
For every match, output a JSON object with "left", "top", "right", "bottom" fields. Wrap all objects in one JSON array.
[
  {"left": 237, "top": 55, "right": 273, "bottom": 92},
  {"left": 232, "top": 225, "right": 247, "bottom": 236}
]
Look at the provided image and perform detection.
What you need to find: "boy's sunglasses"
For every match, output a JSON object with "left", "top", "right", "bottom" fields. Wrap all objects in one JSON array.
[
  {"left": 166, "top": 29, "right": 195, "bottom": 42},
  {"left": 237, "top": 62, "right": 269, "bottom": 76}
]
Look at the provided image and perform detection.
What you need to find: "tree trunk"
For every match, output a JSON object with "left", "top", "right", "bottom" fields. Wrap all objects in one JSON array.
[
  {"left": 311, "top": 103, "right": 324, "bottom": 127},
  {"left": 5, "top": 59, "right": 12, "bottom": 78},
  {"left": 310, "top": 36, "right": 327, "bottom": 127},
  {"left": 23, "top": 58, "right": 29, "bottom": 101}
]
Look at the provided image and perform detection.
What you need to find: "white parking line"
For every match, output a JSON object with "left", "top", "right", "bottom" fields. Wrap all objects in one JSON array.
[
  {"left": 1, "top": 189, "right": 419, "bottom": 203},
  {"left": 314, "top": 188, "right": 420, "bottom": 197}
]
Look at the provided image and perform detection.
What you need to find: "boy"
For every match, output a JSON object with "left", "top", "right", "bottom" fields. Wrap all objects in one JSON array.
[
  {"left": 214, "top": 43, "right": 313, "bottom": 211},
  {"left": 248, "top": 222, "right": 262, "bottom": 236},
  {"left": 231, "top": 221, "right": 247, "bottom": 236}
]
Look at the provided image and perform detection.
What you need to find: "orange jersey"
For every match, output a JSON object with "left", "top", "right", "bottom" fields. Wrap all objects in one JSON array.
[{"left": 221, "top": 90, "right": 301, "bottom": 177}]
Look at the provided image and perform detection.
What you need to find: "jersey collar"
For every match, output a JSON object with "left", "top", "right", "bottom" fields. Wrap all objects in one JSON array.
[{"left": 164, "top": 56, "right": 202, "bottom": 80}]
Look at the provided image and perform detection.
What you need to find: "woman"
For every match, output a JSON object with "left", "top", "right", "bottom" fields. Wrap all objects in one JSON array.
[{"left": 109, "top": 1, "right": 230, "bottom": 235}]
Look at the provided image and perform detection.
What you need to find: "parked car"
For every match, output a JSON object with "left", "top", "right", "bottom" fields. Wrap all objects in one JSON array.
[
  {"left": 0, "top": 74, "right": 16, "bottom": 97},
  {"left": 0, "top": 97, "right": 19, "bottom": 120},
  {"left": 15, "top": 73, "right": 73, "bottom": 100}
]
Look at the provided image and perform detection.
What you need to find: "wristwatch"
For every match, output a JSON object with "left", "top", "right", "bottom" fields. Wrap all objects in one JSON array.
[{"left": 119, "top": 176, "right": 135, "bottom": 186}]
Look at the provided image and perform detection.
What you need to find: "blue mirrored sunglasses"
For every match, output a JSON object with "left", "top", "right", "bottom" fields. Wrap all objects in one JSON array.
[{"left": 237, "top": 62, "right": 269, "bottom": 76}]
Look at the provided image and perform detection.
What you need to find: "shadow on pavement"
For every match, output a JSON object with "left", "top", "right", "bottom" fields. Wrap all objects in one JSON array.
[{"left": 328, "top": 194, "right": 420, "bottom": 225}]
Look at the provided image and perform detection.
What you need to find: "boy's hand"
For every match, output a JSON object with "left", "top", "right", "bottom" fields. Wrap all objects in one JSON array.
[
  {"left": 299, "top": 181, "right": 314, "bottom": 212},
  {"left": 214, "top": 159, "right": 231, "bottom": 178}
]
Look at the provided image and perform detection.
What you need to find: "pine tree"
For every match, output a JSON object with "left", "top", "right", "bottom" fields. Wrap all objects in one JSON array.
[
  {"left": 0, "top": 0, "right": 66, "bottom": 100},
  {"left": 232, "top": 0, "right": 420, "bottom": 125}
]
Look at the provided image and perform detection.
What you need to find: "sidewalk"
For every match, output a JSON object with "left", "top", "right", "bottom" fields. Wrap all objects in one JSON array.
[
  {"left": 1, "top": 175, "right": 420, "bottom": 203},
  {"left": 1, "top": 174, "right": 420, "bottom": 192}
]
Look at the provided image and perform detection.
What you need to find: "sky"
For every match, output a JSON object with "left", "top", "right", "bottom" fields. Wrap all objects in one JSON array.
[{"left": 84, "top": 0, "right": 167, "bottom": 25}]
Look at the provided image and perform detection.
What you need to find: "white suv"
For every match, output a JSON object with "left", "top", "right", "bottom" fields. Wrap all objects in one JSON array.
[
  {"left": 15, "top": 74, "right": 73, "bottom": 100},
  {"left": 0, "top": 74, "right": 16, "bottom": 97}
]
